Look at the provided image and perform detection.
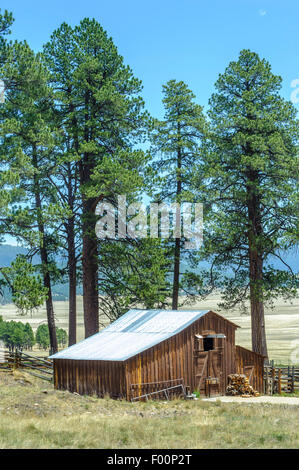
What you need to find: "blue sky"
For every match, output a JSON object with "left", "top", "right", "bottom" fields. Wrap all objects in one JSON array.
[{"left": 1, "top": 0, "right": 299, "bottom": 118}]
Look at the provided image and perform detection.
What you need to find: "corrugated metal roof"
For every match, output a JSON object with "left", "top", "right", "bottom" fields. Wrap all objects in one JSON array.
[{"left": 50, "top": 308, "right": 210, "bottom": 361}]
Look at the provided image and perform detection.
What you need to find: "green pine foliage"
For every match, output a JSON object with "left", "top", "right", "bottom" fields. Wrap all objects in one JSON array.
[
  {"left": 0, "top": 9, "right": 13, "bottom": 66},
  {"left": 0, "top": 10, "right": 54, "bottom": 317},
  {"left": 0, "top": 319, "right": 35, "bottom": 351},
  {"left": 35, "top": 324, "right": 50, "bottom": 350},
  {"left": 36, "top": 323, "right": 67, "bottom": 350},
  {"left": 98, "top": 238, "right": 171, "bottom": 322},
  {"left": 1, "top": 256, "right": 48, "bottom": 314}
]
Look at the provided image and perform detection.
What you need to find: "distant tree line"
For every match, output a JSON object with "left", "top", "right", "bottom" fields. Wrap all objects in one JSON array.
[
  {"left": 35, "top": 324, "right": 67, "bottom": 350},
  {"left": 0, "top": 315, "right": 67, "bottom": 352}
]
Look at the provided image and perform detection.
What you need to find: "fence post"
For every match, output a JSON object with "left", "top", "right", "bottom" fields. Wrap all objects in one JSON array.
[
  {"left": 16, "top": 349, "right": 20, "bottom": 369},
  {"left": 291, "top": 366, "right": 295, "bottom": 393},
  {"left": 13, "top": 350, "right": 17, "bottom": 369},
  {"left": 265, "top": 367, "right": 270, "bottom": 395},
  {"left": 271, "top": 367, "right": 275, "bottom": 395},
  {"left": 19, "top": 350, "right": 22, "bottom": 368},
  {"left": 278, "top": 368, "right": 281, "bottom": 395}
]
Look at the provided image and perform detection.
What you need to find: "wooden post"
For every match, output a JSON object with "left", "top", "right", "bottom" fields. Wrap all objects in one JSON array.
[
  {"left": 264, "top": 367, "right": 268, "bottom": 395},
  {"left": 14, "top": 350, "right": 19, "bottom": 369},
  {"left": 271, "top": 367, "right": 275, "bottom": 395},
  {"left": 291, "top": 366, "right": 295, "bottom": 393},
  {"left": 288, "top": 372, "right": 291, "bottom": 393},
  {"left": 278, "top": 368, "right": 281, "bottom": 395},
  {"left": 18, "top": 350, "right": 22, "bottom": 369}
]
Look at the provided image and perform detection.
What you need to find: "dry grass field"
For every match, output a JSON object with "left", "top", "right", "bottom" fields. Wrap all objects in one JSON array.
[
  {"left": 0, "top": 293, "right": 298, "bottom": 364},
  {"left": 0, "top": 370, "right": 298, "bottom": 449}
]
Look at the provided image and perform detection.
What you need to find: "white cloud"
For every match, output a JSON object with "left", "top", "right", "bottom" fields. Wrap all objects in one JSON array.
[{"left": 259, "top": 9, "right": 267, "bottom": 16}]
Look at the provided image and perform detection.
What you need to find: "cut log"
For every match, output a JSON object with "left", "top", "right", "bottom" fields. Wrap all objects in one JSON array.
[{"left": 226, "top": 374, "right": 259, "bottom": 397}]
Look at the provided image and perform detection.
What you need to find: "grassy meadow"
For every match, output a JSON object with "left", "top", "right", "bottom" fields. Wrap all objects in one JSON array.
[
  {"left": 0, "top": 369, "right": 298, "bottom": 449},
  {"left": 0, "top": 293, "right": 298, "bottom": 364},
  {"left": 0, "top": 296, "right": 298, "bottom": 449}
]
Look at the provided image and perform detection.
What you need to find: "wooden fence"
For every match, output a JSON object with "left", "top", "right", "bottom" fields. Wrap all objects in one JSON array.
[
  {"left": 0, "top": 349, "right": 53, "bottom": 381},
  {"left": 264, "top": 365, "right": 299, "bottom": 395}
]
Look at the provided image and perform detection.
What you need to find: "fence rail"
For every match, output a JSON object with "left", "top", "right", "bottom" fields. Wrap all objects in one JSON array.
[
  {"left": 0, "top": 349, "right": 53, "bottom": 381},
  {"left": 264, "top": 365, "right": 299, "bottom": 395},
  {"left": 130, "top": 378, "right": 188, "bottom": 401}
]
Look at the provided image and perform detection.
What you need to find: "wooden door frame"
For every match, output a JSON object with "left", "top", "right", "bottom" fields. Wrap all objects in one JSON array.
[{"left": 193, "top": 336, "right": 226, "bottom": 396}]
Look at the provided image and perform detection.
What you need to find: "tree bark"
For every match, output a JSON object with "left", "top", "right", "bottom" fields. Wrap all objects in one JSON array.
[
  {"left": 172, "top": 237, "right": 180, "bottom": 310},
  {"left": 247, "top": 174, "right": 268, "bottom": 359},
  {"left": 82, "top": 198, "right": 99, "bottom": 337},
  {"left": 80, "top": 90, "right": 99, "bottom": 338},
  {"left": 40, "top": 248, "right": 58, "bottom": 355},
  {"left": 67, "top": 111, "right": 79, "bottom": 346},
  {"left": 172, "top": 130, "right": 182, "bottom": 310},
  {"left": 32, "top": 145, "right": 58, "bottom": 354},
  {"left": 249, "top": 251, "right": 268, "bottom": 357},
  {"left": 67, "top": 216, "right": 77, "bottom": 346},
  {"left": 65, "top": 154, "right": 77, "bottom": 346}
]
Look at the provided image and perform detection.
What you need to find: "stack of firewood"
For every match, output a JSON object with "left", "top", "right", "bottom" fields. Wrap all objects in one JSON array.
[{"left": 226, "top": 374, "right": 260, "bottom": 397}]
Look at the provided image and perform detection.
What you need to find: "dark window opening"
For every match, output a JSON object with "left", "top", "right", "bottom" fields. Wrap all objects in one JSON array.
[{"left": 203, "top": 337, "right": 214, "bottom": 351}]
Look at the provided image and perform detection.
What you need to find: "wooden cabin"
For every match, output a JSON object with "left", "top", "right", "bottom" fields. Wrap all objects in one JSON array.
[{"left": 50, "top": 309, "right": 264, "bottom": 400}]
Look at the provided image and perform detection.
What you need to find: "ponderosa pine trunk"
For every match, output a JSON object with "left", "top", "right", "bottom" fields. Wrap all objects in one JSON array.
[
  {"left": 65, "top": 154, "right": 77, "bottom": 346},
  {"left": 66, "top": 113, "right": 80, "bottom": 346},
  {"left": 247, "top": 174, "right": 268, "bottom": 359},
  {"left": 249, "top": 250, "right": 268, "bottom": 358},
  {"left": 32, "top": 145, "right": 58, "bottom": 354},
  {"left": 82, "top": 197, "right": 99, "bottom": 338},
  {"left": 67, "top": 216, "right": 77, "bottom": 346},
  {"left": 172, "top": 237, "right": 180, "bottom": 310},
  {"left": 40, "top": 248, "right": 58, "bottom": 355},
  {"left": 172, "top": 135, "right": 182, "bottom": 310},
  {"left": 80, "top": 90, "right": 99, "bottom": 338}
]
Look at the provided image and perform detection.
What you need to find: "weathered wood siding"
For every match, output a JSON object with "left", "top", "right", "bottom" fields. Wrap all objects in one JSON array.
[
  {"left": 54, "top": 359, "right": 126, "bottom": 398},
  {"left": 126, "top": 311, "right": 238, "bottom": 399},
  {"left": 235, "top": 345, "right": 264, "bottom": 393}
]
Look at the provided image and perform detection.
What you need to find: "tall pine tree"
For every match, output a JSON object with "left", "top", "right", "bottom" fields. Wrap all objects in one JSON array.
[
  {"left": 198, "top": 50, "right": 299, "bottom": 357},
  {"left": 0, "top": 10, "right": 54, "bottom": 324},
  {"left": 150, "top": 80, "right": 206, "bottom": 309},
  {"left": 0, "top": 39, "right": 61, "bottom": 353},
  {"left": 43, "top": 19, "right": 148, "bottom": 337}
]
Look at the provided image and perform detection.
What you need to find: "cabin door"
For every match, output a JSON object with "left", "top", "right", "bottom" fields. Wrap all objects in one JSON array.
[{"left": 193, "top": 333, "right": 225, "bottom": 396}]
